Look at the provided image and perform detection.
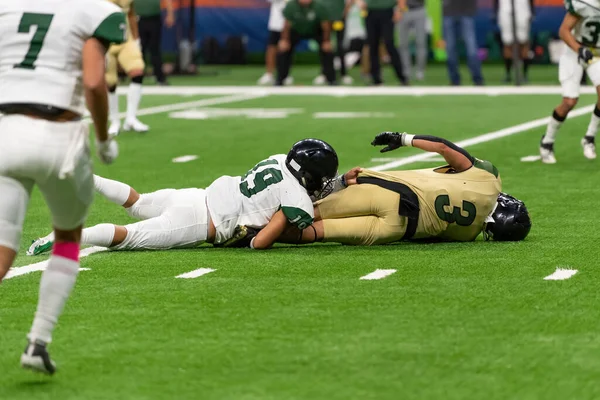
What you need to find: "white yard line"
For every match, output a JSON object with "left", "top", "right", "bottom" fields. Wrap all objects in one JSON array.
[
  {"left": 5, "top": 247, "right": 107, "bottom": 280},
  {"left": 176, "top": 268, "right": 216, "bottom": 279},
  {"left": 370, "top": 105, "right": 596, "bottom": 171},
  {"left": 172, "top": 155, "right": 199, "bottom": 163},
  {"left": 118, "top": 85, "right": 600, "bottom": 97},
  {"left": 544, "top": 268, "right": 578, "bottom": 281},
  {"left": 359, "top": 269, "right": 397, "bottom": 280}
]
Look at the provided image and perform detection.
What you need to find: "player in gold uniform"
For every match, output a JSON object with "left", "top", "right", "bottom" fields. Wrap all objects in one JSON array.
[
  {"left": 106, "top": 0, "right": 149, "bottom": 135},
  {"left": 273, "top": 132, "right": 531, "bottom": 246}
]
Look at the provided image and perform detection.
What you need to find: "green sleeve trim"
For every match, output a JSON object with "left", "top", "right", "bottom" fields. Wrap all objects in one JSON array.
[
  {"left": 93, "top": 12, "right": 127, "bottom": 45},
  {"left": 282, "top": 206, "right": 313, "bottom": 230},
  {"left": 565, "top": 0, "right": 579, "bottom": 16},
  {"left": 474, "top": 159, "right": 499, "bottom": 178}
]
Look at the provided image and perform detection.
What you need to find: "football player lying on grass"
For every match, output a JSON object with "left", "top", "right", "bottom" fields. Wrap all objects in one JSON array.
[
  {"left": 28, "top": 139, "right": 339, "bottom": 255},
  {"left": 231, "top": 132, "right": 532, "bottom": 247}
]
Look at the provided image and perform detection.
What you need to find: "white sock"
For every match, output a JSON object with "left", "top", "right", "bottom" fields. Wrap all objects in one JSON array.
[
  {"left": 28, "top": 255, "right": 79, "bottom": 344},
  {"left": 585, "top": 108, "right": 600, "bottom": 138},
  {"left": 126, "top": 83, "right": 142, "bottom": 121},
  {"left": 108, "top": 91, "right": 119, "bottom": 123},
  {"left": 81, "top": 224, "right": 116, "bottom": 247},
  {"left": 93, "top": 175, "right": 131, "bottom": 205},
  {"left": 543, "top": 113, "right": 564, "bottom": 144}
]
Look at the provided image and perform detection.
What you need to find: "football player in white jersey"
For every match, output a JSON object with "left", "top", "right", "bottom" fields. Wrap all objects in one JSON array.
[
  {"left": 540, "top": 0, "right": 600, "bottom": 163},
  {"left": 28, "top": 139, "right": 339, "bottom": 254},
  {"left": 494, "top": 0, "right": 534, "bottom": 82},
  {"left": 0, "top": 0, "right": 124, "bottom": 374}
]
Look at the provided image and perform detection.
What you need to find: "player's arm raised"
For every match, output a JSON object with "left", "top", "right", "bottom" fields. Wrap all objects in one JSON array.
[
  {"left": 372, "top": 132, "right": 474, "bottom": 172},
  {"left": 559, "top": 11, "right": 592, "bottom": 64},
  {"left": 83, "top": 38, "right": 118, "bottom": 164}
]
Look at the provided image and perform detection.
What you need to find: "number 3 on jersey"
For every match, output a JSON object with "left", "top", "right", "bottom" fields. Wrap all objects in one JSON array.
[
  {"left": 14, "top": 13, "right": 54, "bottom": 70},
  {"left": 240, "top": 159, "right": 284, "bottom": 198},
  {"left": 435, "top": 195, "right": 477, "bottom": 226}
]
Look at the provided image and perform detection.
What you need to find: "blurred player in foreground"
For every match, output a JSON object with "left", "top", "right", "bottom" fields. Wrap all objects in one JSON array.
[
  {"left": 0, "top": 0, "right": 123, "bottom": 374},
  {"left": 29, "top": 140, "right": 338, "bottom": 253},
  {"left": 274, "top": 132, "right": 531, "bottom": 246},
  {"left": 540, "top": 0, "right": 600, "bottom": 163},
  {"left": 107, "top": 0, "right": 149, "bottom": 135}
]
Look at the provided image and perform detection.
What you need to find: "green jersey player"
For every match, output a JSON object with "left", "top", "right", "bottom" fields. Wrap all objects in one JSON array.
[
  {"left": 0, "top": 0, "right": 125, "bottom": 374},
  {"left": 540, "top": 0, "right": 600, "bottom": 163}
]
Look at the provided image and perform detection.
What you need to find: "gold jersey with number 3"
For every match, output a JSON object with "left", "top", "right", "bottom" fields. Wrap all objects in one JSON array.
[{"left": 317, "top": 160, "right": 502, "bottom": 245}]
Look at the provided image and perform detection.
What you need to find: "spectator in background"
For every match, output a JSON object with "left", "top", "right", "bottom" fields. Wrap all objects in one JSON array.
[
  {"left": 258, "top": 0, "right": 291, "bottom": 85},
  {"left": 397, "top": 0, "right": 428, "bottom": 81},
  {"left": 361, "top": 0, "right": 408, "bottom": 85},
  {"left": 443, "top": 0, "right": 484, "bottom": 85},
  {"left": 315, "top": 0, "right": 354, "bottom": 85},
  {"left": 277, "top": 0, "right": 336, "bottom": 86},
  {"left": 138, "top": 0, "right": 175, "bottom": 85},
  {"left": 495, "top": 0, "right": 534, "bottom": 83}
]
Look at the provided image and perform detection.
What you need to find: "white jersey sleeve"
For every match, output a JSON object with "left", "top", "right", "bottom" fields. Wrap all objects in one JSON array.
[
  {"left": 280, "top": 181, "right": 314, "bottom": 230},
  {"left": 0, "top": 0, "right": 126, "bottom": 114},
  {"left": 567, "top": 0, "right": 600, "bottom": 48}
]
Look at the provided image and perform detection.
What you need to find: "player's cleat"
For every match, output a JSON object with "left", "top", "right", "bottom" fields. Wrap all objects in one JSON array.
[
  {"left": 257, "top": 73, "right": 274, "bottom": 86},
  {"left": 283, "top": 76, "right": 294, "bottom": 86},
  {"left": 313, "top": 74, "right": 326, "bottom": 85},
  {"left": 341, "top": 75, "right": 354, "bottom": 85},
  {"left": 215, "top": 225, "right": 260, "bottom": 248},
  {"left": 27, "top": 235, "right": 54, "bottom": 256},
  {"left": 582, "top": 136, "right": 597, "bottom": 159},
  {"left": 540, "top": 138, "right": 557, "bottom": 164},
  {"left": 108, "top": 120, "right": 120, "bottom": 137},
  {"left": 21, "top": 340, "right": 56, "bottom": 375},
  {"left": 123, "top": 118, "right": 149, "bottom": 133}
]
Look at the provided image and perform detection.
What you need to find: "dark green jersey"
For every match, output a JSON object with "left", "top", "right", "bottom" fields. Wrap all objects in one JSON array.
[
  {"left": 135, "top": 0, "right": 161, "bottom": 17},
  {"left": 326, "top": 0, "right": 346, "bottom": 21},
  {"left": 365, "top": 0, "right": 397, "bottom": 9},
  {"left": 283, "top": 0, "right": 330, "bottom": 37}
]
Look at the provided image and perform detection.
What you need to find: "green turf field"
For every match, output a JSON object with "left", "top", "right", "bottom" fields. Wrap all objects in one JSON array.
[{"left": 2, "top": 74, "right": 600, "bottom": 399}]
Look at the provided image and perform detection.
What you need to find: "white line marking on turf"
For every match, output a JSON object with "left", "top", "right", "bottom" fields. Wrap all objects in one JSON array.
[
  {"left": 172, "top": 155, "right": 199, "bottom": 163},
  {"left": 313, "top": 112, "right": 395, "bottom": 119},
  {"left": 176, "top": 268, "right": 216, "bottom": 279},
  {"left": 521, "top": 155, "right": 542, "bottom": 162},
  {"left": 5, "top": 246, "right": 107, "bottom": 280},
  {"left": 118, "top": 85, "right": 600, "bottom": 97},
  {"left": 359, "top": 269, "right": 397, "bottom": 280},
  {"left": 370, "top": 105, "right": 596, "bottom": 171},
  {"left": 79, "top": 268, "right": 91, "bottom": 271},
  {"left": 170, "top": 107, "right": 302, "bottom": 120},
  {"left": 544, "top": 268, "right": 578, "bottom": 281}
]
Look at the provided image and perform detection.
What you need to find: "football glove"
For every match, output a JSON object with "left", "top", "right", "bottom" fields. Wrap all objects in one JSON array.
[
  {"left": 216, "top": 225, "right": 261, "bottom": 248},
  {"left": 371, "top": 131, "right": 408, "bottom": 153},
  {"left": 96, "top": 139, "right": 119, "bottom": 164},
  {"left": 578, "top": 46, "right": 594, "bottom": 65}
]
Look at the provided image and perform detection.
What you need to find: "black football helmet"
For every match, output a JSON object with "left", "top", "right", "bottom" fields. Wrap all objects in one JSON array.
[
  {"left": 484, "top": 193, "right": 532, "bottom": 241},
  {"left": 286, "top": 139, "right": 338, "bottom": 197}
]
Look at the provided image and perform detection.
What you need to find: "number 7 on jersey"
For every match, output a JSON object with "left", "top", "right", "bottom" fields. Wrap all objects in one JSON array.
[{"left": 14, "top": 12, "right": 54, "bottom": 70}]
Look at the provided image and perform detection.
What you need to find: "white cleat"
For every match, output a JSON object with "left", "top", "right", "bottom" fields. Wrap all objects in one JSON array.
[
  {"left": 313, "top": 74, "right": 326, "bottom": 85},
  {"left": 21, "top": 341, "right": 56, "bottom": 375},
  {"left": 582, "top": 136, "right": 597, "bottom": 159},
  {"left": 257, "top": 73, "right": 274, "bottom": 86},
  {"left": 123, "top": 118, "right": 149, "bottom": 133},
  {"left": 540, "top": 138, "right": 557, "bottom": 164},
  {"left": 283, "top": 76, "right": 294, "bottom": 86},
  {"left": 341, "top": 75, "right": 354, "bottom": 85},
  {"left": 108, "top": 120, "right": 120, "bottom": 137},
  {"left": 27, "top": 234, "right": 54, "bottom": 256}
]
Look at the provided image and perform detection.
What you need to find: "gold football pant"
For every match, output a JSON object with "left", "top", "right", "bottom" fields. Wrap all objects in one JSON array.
[
  {"left": 106, "top": 40, "right": 145, "bottom": 87},
  {"left": 316, "top": 184, "right": 408, "bottom": 245}
]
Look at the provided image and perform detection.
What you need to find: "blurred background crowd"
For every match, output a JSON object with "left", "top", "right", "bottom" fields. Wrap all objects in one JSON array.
[{"left": 136, "top": 0, "right": 568, "bottom": 86}]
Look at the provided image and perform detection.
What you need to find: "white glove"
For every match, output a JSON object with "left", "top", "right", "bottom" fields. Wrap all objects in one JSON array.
[{"left": 96, "top": 139, "right": 119, "bottom": 164}]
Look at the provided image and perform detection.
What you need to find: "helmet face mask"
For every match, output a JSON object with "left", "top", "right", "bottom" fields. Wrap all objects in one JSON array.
[
  {"left": 484, "top": 192, "right": 532, "bottom": 241},
  {"left": 286, "top": 139, "right": 339, "bottom": 197}
]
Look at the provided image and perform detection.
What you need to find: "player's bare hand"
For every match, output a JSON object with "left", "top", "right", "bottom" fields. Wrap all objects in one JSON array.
[
  {"left": 165, "top": 12, "right": 175, "bottom": 28},
  {"left": 278, "top": 39, "right": 291, "bottom": 52},
  {"left": 371, "top": 131, "right": 406, "bottom": 152},
  {"left": 344, "top": 167, "right": 362, "bottom": 186},
  {"left": 96, "top": 139, "right": 119, "bottom": 164},
  {"left": 321, "top": 40, "right": 332, "bottom": 52}
]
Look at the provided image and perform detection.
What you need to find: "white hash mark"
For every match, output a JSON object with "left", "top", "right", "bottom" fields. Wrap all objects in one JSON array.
[
  {"left": 543, "top": 268, "right": 578, "bottom": 281},
  {"left": 176, "top": 268, "right": 216, "bottom": 279},
  {"left": 360, "top": 269, "right": 397, "bottom": 280}
]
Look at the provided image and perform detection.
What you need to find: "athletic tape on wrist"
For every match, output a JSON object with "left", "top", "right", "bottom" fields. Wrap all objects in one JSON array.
[{"left": 403, "top": 134, "right": 415, "bottom": 147}]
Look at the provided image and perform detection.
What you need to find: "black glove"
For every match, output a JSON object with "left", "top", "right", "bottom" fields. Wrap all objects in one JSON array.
[
  {"left": 215, "top": 225, "right": 261, "bottom": 248},
  {"left": 371, "top": 131, "right": 406, "bottom": 153},
  {"left": 578, "top": 46, "right": 594, "bottom": 65}
]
